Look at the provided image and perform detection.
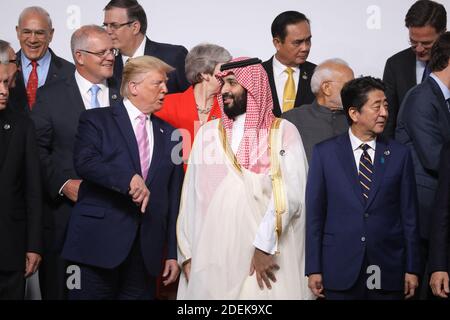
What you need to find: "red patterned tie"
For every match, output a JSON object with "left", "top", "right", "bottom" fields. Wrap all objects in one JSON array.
[{"left": 26, "top": 61, "right": 38, "bottom": 109}]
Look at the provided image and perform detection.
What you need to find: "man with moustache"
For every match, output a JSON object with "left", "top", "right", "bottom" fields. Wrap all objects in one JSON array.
[
  {"left": 10, "top": 6, "right": 74, "bottom": 113},
  {"left": 62, "top": 56, "right": 183, "bottom": 299},
  {"left": 383, "top": 0, "right": 447, "bottom": 138},
  {"left": 306, "top": 77, "right": 421, "bottom": 300},
  {"left": 31, "top": 25, "right": 120, "bottom": 300},
  {"left": 263, "top": 11, "right": 316, "bottom": 116},
  {"left": 0, "top": 51, "right": 42, "bottom": 300},
  {"left": 177, "top": 58, "right": 313, "bottom": 300}
]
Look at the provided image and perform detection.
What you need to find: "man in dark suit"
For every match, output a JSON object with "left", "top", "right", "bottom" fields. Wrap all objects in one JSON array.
[
  {"left": 429, "top": 141, "right": 450, "bottom": 299},
  {"left": 103, "top": 0, "right": 189, "bottom": 94},
  {"left": 0, "top": 57, "right": 42, "bottom": 300},
  {"left": 9, "top": 6, "right": 74, "bottom": 114},
  {"left": 262, "top": 11, "right": 316, "bottom": 117},
  {"left": 396, "top": 31, "right": 450, "bottom": 298},
  {"left": 31, "top": 25, "right": 120, "bottom": 300},
  {"left": 382, "top": 0, "right": 447, "bottom": 138},
  {"left": 306, "top": 76, "right": 421, "bottom": 300},
  {"left": 62, "top": 56, "right": 183, "bottom": 299},
  {"left": 282, "top": 58, "right": 354, "bottom": 163}
]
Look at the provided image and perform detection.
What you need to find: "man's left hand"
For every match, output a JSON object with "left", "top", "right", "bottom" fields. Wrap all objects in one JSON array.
[
  {"left": 24, "top": 252, "right": 42, "bottom": 278},
  {"left": 404, "top": 273, "right": 419, "bottom": 299},
  {"left": 250, "top": 248, "right": 279, "bottom": 290},
  {"left": 162, "top": 259, "right": 180, "bottom": 286}
]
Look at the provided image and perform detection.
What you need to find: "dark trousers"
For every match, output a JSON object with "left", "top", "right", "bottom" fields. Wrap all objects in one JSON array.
[
  {"left": 0, "top": 270, "right": 25, "bottom": 300},
  {"left": 325, "top": 256, "right": 404, "bottom": 300},
  {"left": 68, "top": 233, "right": 155, "bottom": 300},
  {"left": 39, "top": 227, "right": 69, "bottom": 300}
]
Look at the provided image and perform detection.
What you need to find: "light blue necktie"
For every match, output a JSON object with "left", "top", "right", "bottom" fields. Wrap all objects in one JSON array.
[{"left": 89, "top": 84, "right": 100, "bottom": 109}]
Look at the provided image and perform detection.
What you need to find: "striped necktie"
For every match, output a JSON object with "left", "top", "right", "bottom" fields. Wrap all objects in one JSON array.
[{"left": 359, "top": 143, "right": 373, "bottom": 202}]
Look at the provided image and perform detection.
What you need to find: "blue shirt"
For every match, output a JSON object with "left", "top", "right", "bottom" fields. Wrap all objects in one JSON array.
[
  {"left": 430, "top": 73, "right": 450, "bottom": 102},
  {"left": 20, "top": 49, "right": 52, "bottom": 88}
]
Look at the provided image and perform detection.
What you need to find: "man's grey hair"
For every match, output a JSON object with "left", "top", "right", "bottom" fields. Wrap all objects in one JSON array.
[
  {"left": 185, "top": 43, "right": 232, "bottom": 85},
  {"left": 0, "top": 40, "right": 11, "bottom": 65},
  {"left": 310, "top": 58, "right": 349, "bottom": 94},
  {"left": 18, "top": 6, "right": 53, "bottom": 29},
  {"left": 70, "top": 25, "right": 109, "bottom": 60}
]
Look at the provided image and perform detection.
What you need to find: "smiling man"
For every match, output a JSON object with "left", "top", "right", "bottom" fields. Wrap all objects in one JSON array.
[
  {"left": 382, "top": 0, "right": 447, "bottom": 138},
  {"left": 306, "top": 76, "right": 421, "bottom": 300},
  {"left": 30, "top": 25, "right": 121, "bottom": 300},
  {"left": 263, "top": 11, "right": 316, "bottom": 116},
  {"left": 62, "top": 56, "right": 183, "bottom": 300},
  {"left": 9, "top": 6, "right": 74, "bottom": 113}
]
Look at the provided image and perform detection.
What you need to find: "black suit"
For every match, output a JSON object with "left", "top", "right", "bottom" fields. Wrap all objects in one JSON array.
[
  {"left": 382, "top": 48, "right": 417, "bottom": 138},
  {"left": 262, "top": 56, "right": 316, "bottom": 117},
  {"left": 429, "top": 141, "right": 450, "bottom": 276},
  {"left": 0, "top": 107, "right": 42, "bottom": 299},
  {"left": 9, "top": 49, "right": 75, "bottom": 115},
  {"left": 30, "top": 73, "right": 120, "bottom": 299},
  {"left": 113, "top": 37, "right": 189, "bottom": 94}
]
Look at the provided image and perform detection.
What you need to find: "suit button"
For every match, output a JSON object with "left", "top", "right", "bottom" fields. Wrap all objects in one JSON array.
[
  {"left": 361, "top": 237, "right": 366, "bottom": 242},
  {"left": 364, "top": 213, "right": 369, "bottom": 218}
]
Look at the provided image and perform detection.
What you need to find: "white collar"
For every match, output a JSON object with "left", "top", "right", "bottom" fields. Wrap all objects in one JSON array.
[
  {"left": 74, "top": 70, "right": 107, "bottom": 94},
  {"left": 348, "top": 128, "right": 376, "bottom": 152},
  {"left": 123, "top": 98, "right": 151, "bottom": 122},
  {"left": 273, "top": 55, "right": 300, "bottom": 77},
  {"left": 122, "top": 37, "right": 146, "bottom": 63}
]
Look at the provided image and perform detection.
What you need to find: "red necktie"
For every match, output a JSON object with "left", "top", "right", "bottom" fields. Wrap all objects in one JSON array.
[{"left": 26, "top": 61, "right": 38, "bottom": 109}]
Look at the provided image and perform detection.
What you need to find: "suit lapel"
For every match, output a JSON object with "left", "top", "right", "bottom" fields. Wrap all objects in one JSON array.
[
  {"left": 295, "top": 64, "right": 309, "bottom": 108},
  {"left": 107, "top": 77, "right": 121, "bottom": 106},
  {"left": 112, "top": 102, "right": 141, "bottom": 174},
  {"left": 405, "top": 49, "right": 417, "bottom": 87},
  {"left": 335, "top": 134, "right": 365, "bottom": 207},
  {"left": 264, "top": 57, "right": 281, "bottom": 116},
  {"left": 428, "top": 77, "right": 450, "bottom": 128},
  {"left": 0, "top": 108, "right": 15, "bottom": 170},
  {"left": 146, "top": 116, "right": 164, "bottom": 184},
  {"left": 45, "top": 49, "right": 61, "bottom": 85},
  {"left": 66, "top": 75, "right": 86, "bottom": 114},
  {"left": 365, "top": 138, "right": 389, "bottom": 209}
]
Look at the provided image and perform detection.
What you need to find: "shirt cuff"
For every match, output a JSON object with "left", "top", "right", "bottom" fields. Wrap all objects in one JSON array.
[
  {"left": 253, "top": 197, "right": 277, "bottom": 255},
  {"left": 59, "top": 179, "right": 71, "bottom": 196}
]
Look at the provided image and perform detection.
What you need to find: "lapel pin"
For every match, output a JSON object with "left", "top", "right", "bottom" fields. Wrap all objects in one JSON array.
[
  {"left": 384, "top": 150, "right": 390, "bottom": 156},
  {"left": 3, "top": 123, "right": 11, "bottom": 130},
  {"left": 280, "top": 150, "right": 286, "bottom": 156},
  {"left": 160, "top": 128, "right": 164, "bottom": 133},
  {"left": 112, "top": 94, "right": 118, "bottom": 100},
  {"left": 302, "top": 72, "right": 308, "bottom": 80},
  {"left": 380, "top": 157, "right": 385, "bottom": 164}
]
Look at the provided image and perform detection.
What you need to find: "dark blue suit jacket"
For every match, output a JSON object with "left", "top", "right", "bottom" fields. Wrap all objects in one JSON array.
[
  {"left": 113, "top": 37, "right": 189, "bottom": 94},
  {"left": 61, "top": 102, "right": 184, "bottom": 276},
  {"left": 395, "top": 76, "right": 450, "bottom": 239},
  {"left": 305, "top": 133, "right": 421, "bottom": 291}
]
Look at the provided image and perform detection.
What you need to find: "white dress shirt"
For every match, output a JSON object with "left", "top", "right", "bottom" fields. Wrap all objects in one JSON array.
[
  {"left": 123, "top": 98, "right": 154, "bottom": 171},
  {"left": 74, "top": 71, "right": 110, "bottom": 109},
  {"left": 348, "top": 128, "right": 376, "bottom": 171},
  {"left": 272, "top": 56, "right": 299, "bottom": 108},
  {"left": 416, "top": 59, "right": 427, "bottom": 84},
  {"left": 122, "top": 37, "right": 146, "bottom": 65}
]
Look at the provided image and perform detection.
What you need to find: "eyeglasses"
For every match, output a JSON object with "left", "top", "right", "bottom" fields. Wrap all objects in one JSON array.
[
  {"left": 19, "top": 29, "right": 50, "bottom": 39},
  {"left": 79, "top": 48, "right": 119, "bottom": 58},
  {"left": 102, "top": 21, "right": 135, "bottom": 31},
  {"left": 409, "top": 39, "right": 435, "bottom": 49}
]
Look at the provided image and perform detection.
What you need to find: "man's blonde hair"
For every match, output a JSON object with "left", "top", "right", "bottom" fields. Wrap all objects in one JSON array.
[{"left": 120, "top": 56, "right": 174, "bottom": 97}]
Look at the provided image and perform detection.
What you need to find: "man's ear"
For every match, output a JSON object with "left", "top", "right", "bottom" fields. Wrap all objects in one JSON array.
[
  {"left": 348, "top": 106, "right": 359, "bottom": 123},
  {"left": 273, "top": 37, "right": 283, "bottom": 51}
]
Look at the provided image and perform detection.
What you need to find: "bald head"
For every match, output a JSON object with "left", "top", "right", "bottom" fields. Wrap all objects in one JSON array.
[{"left": 310, "top": 58, "right": 354, "bottom": 110}]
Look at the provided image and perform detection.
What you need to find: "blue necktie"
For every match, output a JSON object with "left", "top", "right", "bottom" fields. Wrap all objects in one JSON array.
[
  {"left": 359, "top": 144, "right": 373, "bottom": 202},
  {"left": 89, "top": 84, "right": 100, "bottom": 109},
  {"left": 421, "top": 62, "right": 431, "bottom": 83}
]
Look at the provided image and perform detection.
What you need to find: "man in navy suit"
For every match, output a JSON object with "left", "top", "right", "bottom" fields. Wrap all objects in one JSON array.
[
  {"left": 9, "top": 6, "right": 75, "bottom": 114},
  {"left": 62, "top": 56, "right": 183, "bottom": 299},
  {"left": 31, "top": 25, "right": 120, "bottom": 300},
  {"left": 103, "top": 0, "right": 189, "bottom": 94},
  {"left": 262, "top": 11, "right": 316, "bottom": 117},
  {"left": 306, "top": 76, "right": 421, "bottom": 300},
  {"left": 382, "top": 0, "right": 447, "bottom": 138},
  {"left": 396, "top": 32, "right": 450, "bottom": 294}
]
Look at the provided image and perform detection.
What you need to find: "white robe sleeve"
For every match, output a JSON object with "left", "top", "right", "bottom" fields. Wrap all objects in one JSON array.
[{"left": 253, "top": 196, "right": 277, "bottom": 254}]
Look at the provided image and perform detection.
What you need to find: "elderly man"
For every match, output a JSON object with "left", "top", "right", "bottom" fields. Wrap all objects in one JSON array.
[
  {"left": 0, "top": 46, "right": 42, "bottom": 300},
  {"left": 31, "top": 25, "right": 120, "bottom": 300},
  {"left": 177, "top": 58, "right": 313, "bottom": 300},
  {"left": 62, "top": 56, "right": 183, "bottom": 299},
  {"left": 282, "top": 58, "right": 354, "bottom": 163},
  {"left": 103, "top": 0, "right": 189, "bottom": 94},
  {"left": 0, "top": 40, "right": 19, "bottom": 88},
  {"left": 263, "top": 11, "right": 316, "bottom": 116},
  {"left": 10, "top": 6, "right": 74, "bottom": 113},
  {"left": 383, "top": 0, "right": 447, "bottom": 138}
]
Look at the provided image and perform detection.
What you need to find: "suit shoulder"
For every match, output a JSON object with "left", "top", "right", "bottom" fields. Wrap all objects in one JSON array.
[
  {"left": 153, "top": 114, "right": 178, "bottom": 132},
  {"left": 315, "top": 133, "right": 342, "bottom": 150},
  {"left": 281, "top": 104, "right": 311, "bottom": 120},
  {"left": 302, "top": 60, "right": 317, "bottom": 71},
  {"left": 385, "top": 48, "right": 413, "bottom": 65},
  {"left": 148, "top": 39, "right": 187, "bottom": 53}
]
